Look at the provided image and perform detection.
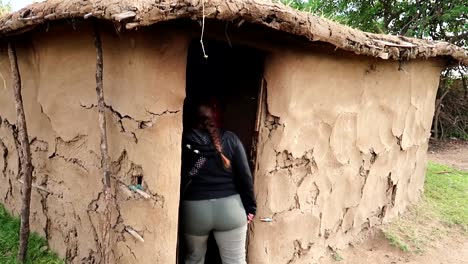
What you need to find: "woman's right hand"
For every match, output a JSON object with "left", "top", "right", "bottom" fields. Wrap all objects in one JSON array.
[{"left": 247, "top": 213, "right": 255, "bottom": 224}]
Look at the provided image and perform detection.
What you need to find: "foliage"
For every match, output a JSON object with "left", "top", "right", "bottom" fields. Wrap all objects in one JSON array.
[
  {"left": 434, "top": 77, "right": 468, "bottom": 140},
  {"left": 0, "top": 0, "right": 11, "bottom": 16},
  {"left": 281, "top": 0, "right": 467, "bottom": 46},
  {"left": 0, "top": 204, "right": 64, "bottom": 264},
  {"left": 382, "top": 162, "right": 467, "bottom": 253}
]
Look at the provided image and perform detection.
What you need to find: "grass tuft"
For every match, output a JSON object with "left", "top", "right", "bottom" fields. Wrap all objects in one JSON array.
[
  {"left": 382, "top": 230, "right": 410, "bottom": 252},
  {"left": 332, "top": 251, "right": 344, "bottom": 261},
  {"left": 0, "top": 204, "right": 64, "bottom": 264}
]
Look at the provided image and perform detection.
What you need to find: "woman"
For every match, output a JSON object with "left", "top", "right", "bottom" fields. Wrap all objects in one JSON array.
[{"left": 180, "top": 97, "right": 256, "bottom": 264}]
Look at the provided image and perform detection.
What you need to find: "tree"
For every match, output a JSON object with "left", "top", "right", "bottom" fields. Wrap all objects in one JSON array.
[{"left": 284, "top": 0, "right": 467, "bottom": 45}]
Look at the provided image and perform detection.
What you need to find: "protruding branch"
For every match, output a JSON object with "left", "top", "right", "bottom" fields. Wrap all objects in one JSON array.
[
  {"left": 125, "top": 227, "right": 145, "bottom": 242},
  {"left": 8, "top": 41, "right": 34, "bottom": 264},
  {"left": 93, "top": 20, "right": 112, "bottom": 264}
]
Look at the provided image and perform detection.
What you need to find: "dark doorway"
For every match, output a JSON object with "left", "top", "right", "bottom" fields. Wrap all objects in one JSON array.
[{"left": 178, "top": 39, "right": 264, "bottom": 263}]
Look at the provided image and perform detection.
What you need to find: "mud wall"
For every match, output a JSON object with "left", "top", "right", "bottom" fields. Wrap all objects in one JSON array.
[
  {"left": 248, "top": 50, "right": 443, "bottom": 263},
  {"left": 0, "top": 19, "right": 444, "bottom": 264},
  {"left": 0, "top": 22, "right": 188, "bottom": 263}
]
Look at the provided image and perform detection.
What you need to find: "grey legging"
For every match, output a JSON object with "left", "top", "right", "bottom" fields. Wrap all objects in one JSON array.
[{"left": 182, "top": 194, "right": 247, "bottom": 264}]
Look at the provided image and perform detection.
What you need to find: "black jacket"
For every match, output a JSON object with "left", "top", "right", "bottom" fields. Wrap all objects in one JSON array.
[{"left": 181, "top": 129, "right": 257, "bottom": 215}]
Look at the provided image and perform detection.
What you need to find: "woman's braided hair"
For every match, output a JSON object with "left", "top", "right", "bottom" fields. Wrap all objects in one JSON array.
[
  {"left": 203, "top": 114, "right": 231, "bottom": 170},
  {"left": 186, "top": 96, "right": 231, "bottom": 170}
]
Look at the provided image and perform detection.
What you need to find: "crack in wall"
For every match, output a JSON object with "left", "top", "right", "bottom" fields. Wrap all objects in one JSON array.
[
  {"left": 112, "top": 150, "right": 165, "bottom": 207},
  {"left": 39, "top": 176, "right": 51, "bottom": 240},
  {"left": 378, "top": 205, "right": 387, "bottom": 218},
  {"left": 49, "top": 153, "right": 89, "bottom": 173},
  {"left": 86, "top": 191, "right": 105, "bottom": 262},
  {"left": 264, "top": 113, "right": 283, "bottom": 142},
  {"left": 125, "top": 244, "right": 137, "bottom": 260},
  {"left": 369, "top": 148, "right": 378, "bottom": 164},
  {"left": 274, "top": 149, "right": 314, "bottom": 172},
  {"left": 39, "top": 103, "right": 53, "bottom": 124},
  {"left": 47, "top": 135, "right": 91, "bottom": 172},
  {"left": 2, "top": 118, "right": 22, "bottom": 179},
  {"left": 5, "top": 178, "right": 13, "bottom": 202},
  {"left": 386, "top": 172, "right": 398, "bottom": 207},
  {"left": 0, "top": 117, "right": 19, "bottom": 203},
  {"left": 396, "top": 134, "right": 403, "bottom": 150},
  {"left": 80, "top": 102, "right": 180, "bottom": 143},
  {"left": 334, "top": 218, "right": 344, "bottom": 233},
  {"left": 1, "top": 115, "right": 90, "bottom": 262},
  {"left": 0, "top": 137, "right": 8, "bottom": 177},
  {"left": 146, "top": 108, "right": 180, "bottom": 117},
  {"left": 311, "top": 182, "right": 320, "bottom": 205},
  {"left": 287, "top": 240, "right": 314, "bottom": 264},
  {"left": 65, "top": 227, "right": 79, "bottom": 262},
  {"left": 30, "top": 137, "right": 49, "bottom": 152},
  {"left": 318, "top": 212, "right": 323, "bottom": 237}
]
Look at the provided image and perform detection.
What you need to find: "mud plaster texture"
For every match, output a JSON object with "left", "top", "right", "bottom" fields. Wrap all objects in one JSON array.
[
  {"left": 0, "top": 21, "right": 443, "bottom": 264},
  {"left": 0, "top": 23, "right": 188, "bottom": 263},
  {"left": 248, "top": 51, "right": 443, "bottom": 263}
]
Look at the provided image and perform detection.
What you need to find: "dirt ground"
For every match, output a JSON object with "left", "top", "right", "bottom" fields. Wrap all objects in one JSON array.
[
  {"left": 428, "top": 139, "right": 468, "bottom": 171},
  {"left": 318, "top": 139, "right": 468, "bottom": 264}
]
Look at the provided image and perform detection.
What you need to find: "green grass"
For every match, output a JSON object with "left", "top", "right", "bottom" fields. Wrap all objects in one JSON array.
[
  {"left": 0, "top": 204, "right": 64, "bottom": 264},
  {"left": 383, "top": 231, "right": 410, "bottom": 252},
  {"left": 424, "top": 162, "right": 468, "bottom": 229},
  {"left": 383, "top": 162, "right": 468, "bottom": 253},
  {"left": 332, "top": 251, "right": 344, "bottom": 261}
]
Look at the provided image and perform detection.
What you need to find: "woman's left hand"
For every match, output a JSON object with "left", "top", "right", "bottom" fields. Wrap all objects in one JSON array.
[{"left": 247, "top": 213, "right": 255, "bottom": 224}]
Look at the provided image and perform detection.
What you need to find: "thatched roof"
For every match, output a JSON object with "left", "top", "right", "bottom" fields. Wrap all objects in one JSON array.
[{"left": 1, "top": 0, "right": 467, "bottom": 65}]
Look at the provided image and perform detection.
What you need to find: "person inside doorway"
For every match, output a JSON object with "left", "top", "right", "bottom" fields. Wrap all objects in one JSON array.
[{"left": 180, "top": 96, "right": 256, "bottom": 264}]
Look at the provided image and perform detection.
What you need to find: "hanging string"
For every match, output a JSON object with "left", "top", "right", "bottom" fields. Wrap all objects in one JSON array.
[
  {"left": 200, "top": 0, "right": 208, "bottom": 59},
  {"left": 225, "top": 22, "right": 233, "bottom": 48}
]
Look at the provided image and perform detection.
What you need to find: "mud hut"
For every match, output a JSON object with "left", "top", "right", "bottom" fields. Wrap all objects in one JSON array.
[{"left": 0, "top": 0, "right": 466, "bottom": 263}]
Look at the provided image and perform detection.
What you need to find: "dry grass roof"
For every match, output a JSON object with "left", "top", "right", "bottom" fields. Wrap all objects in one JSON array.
[{"left": 1, "top": 0, "right": 467, "bottom": 65}]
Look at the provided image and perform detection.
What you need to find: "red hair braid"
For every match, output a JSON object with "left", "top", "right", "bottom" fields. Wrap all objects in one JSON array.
[{"left": 204, "top": 117, "right": 231, "bottom": 170}]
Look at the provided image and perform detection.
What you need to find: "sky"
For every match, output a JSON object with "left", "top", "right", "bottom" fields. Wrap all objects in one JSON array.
[{"left": 8, "top": 0, "right": 42, "bottom": 11}]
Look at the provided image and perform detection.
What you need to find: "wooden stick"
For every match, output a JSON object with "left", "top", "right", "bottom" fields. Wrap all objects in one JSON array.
[
  {"left": 373, "top": 39, "right": 417, "bottom": 48},
  {"left": 8, "top": 42, "right": 34, "bottom": 264},
  {"left": 18, "top": 179, "right": 50, "bottom": 193},
  {"left": 125, "top": 227, "right": 145, "bottom": 242},
  {"left": 93, "top": 20, "right": 112, "bottom": 264},
  {"left": 119, "top": 183, "right": 134, "bottom": 198},
  {"left": 17, "top": 16, "right": 42, "bottom": 21},
  {"left": 111, "top": 11, "right": 136, "bottom": 22},
  {"left": 135, "top": 188, "right": 151, "bottom": 199}
]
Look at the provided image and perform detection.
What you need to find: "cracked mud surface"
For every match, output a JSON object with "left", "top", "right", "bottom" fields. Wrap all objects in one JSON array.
[
  {"left": 247, "top": 49, "right": 442, "bottom": 263},
  {"left": 0, "top": 23, "right": 187, "bottom": 263}
]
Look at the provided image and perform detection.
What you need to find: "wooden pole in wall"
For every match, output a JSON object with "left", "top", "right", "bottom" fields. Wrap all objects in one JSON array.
[
  {"left": 93, "top": 21, "right": 112, "bottom": 263},
  {"left": 8, "top": 42, "right": 34, "bottom": 264}
]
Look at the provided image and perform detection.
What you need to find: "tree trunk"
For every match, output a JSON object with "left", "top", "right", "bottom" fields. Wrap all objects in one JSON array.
[
  {"left": 433, "top": 88, "right": 450, "bottom": 139},
  {"left": 458, "top": 66, "right": 467, "bottom": 99},
  {"left": 9, "top": 42, "right": 34, "bottom": 264},
  {"left": 93, "top": 21, "right": 112, "bottom": 264}
]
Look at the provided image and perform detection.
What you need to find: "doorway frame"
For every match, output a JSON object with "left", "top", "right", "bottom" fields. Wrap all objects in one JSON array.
[{"left": 177, "top": 38, "right": 268, "bottom": 264}]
